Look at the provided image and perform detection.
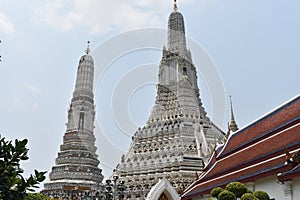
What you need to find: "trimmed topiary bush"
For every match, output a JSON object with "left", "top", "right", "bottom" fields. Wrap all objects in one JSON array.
[
  {"left": 254, "top": 191, "right": 270, "bottom": 200},
  {"left": 208, "top": 182, "right": 271, "bottom": 200},
  {"left": 241, "top": 193, "right": 258, "bottom": 200},
  {"left": 246, "top": 189, "right": 253, "bottom": 194},
  {"left": 225, "top": 182, "right": 248, "bottom": 198},
  {"left": 218, "top": 190, "right": 236, "bottom": 200},
  {"left": 211, "top": 187, "right": 224, "bottom": 198}
]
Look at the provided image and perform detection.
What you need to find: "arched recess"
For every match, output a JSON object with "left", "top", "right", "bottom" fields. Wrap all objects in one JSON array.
[
  {"left": 146, "top": 178, "right": 180, "bottom": 200},
  {"left": 158, "top": 191, "right": 172, "bottom": 200}
]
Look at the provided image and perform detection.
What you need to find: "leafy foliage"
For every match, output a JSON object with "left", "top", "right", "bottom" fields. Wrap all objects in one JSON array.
[
  {"left": 241, "top": 193, "right": 258, "bottom": 200},
  {"left": 218, "top": 190, "right": 236, "bottom": 200},
  {"left": 0, "top": 137, "right": 47, "bottom": 200},
  {"left": 254, "top": 191, "right": 270, "bottom": 200},
  {"left": 211, "top": 187, "right": 224, "bottom": 197},
  {"left": 225, "top": 182, "right": 248, "bottom": 198},
  {"left": 209, "top": 182, "right": 271, "bottom": 200},
  {"left": 247, "top": 189, "right": 253, "bottom": 194},
  {"left": 24, "top": 193, "right": 50, "bottom": 200}
]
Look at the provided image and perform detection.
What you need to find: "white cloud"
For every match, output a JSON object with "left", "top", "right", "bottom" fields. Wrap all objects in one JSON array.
[
  {"left": 32, "top": 0, "right": 218, "bottom": 35},
  {"left": 32, "top": 0, "right": 173, "bottom": 35},
  {"left": 0, "top": 12, "right": 15, "bottom": 34}
]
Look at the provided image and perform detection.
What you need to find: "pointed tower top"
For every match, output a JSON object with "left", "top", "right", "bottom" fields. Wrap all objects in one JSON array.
[
  {"left": 85, "top": 41, "right": 91, "bottom": 55},
  {"left": 174, "top": 0, "right": 178, "bottom": 11},
  {"left": 229, "top": 95, "right": 239, "bottom": 132},
  {"left": 168, "top": 0, "right": 187, "bottom": 56}
]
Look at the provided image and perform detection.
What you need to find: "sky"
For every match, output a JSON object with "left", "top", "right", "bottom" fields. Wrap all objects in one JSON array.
[{"left": 0, "top": 0, "right": 299, "bottom": 191}]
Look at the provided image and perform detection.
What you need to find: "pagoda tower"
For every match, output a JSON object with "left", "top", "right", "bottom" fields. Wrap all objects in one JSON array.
[
  {"left": 42, "top": 43, "right": 104, "bottom": 198},
  {"left": 229, "top": 96, "right": 239, "bottom": 132},
  {"left": 113, "top": 2, "right": 225, "bottom": 199}
]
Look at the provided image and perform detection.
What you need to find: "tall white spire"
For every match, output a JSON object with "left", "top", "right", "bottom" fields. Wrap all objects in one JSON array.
[
  {"left": 113, "top": 3, "right": 225, "bottom": 199},
  {"left": 168, "top": 2, "right": 187, "bottom": 57},
  {"left": 68, "top": 42, "right": 95, "bottom": 132},
  {"left": 42, "top": 43, "right": 103, "bottom": 197}
]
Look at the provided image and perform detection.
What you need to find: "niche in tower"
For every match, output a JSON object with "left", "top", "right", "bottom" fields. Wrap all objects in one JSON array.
[
  {"left": 78, "top": 112, "right": 85, "bottom": 131},
  {"left": 182, "top": 67, "right": 187, "bottom": 76}
]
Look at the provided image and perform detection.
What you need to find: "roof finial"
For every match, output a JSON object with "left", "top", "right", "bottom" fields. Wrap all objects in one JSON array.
[
  {"left": 85, "top": 41, "right": 91, "bottom": 55},
  {"left": 229, "top": 95, "right": 239, "bottom": 132},
  {"left": 174, "top": 0, "right": 178, "bottom": 11}
]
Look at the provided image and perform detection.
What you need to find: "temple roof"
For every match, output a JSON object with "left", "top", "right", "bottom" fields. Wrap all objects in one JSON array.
[
  {"left": 182, "top": 94, "right": 300, "bottom": 199},
  {"left": 278, "top": 149, "right": 300, "bottom": 181}
]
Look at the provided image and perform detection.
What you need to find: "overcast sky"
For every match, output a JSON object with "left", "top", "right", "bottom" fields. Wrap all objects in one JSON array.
[{"left": 0, "top": 0, "right": 299, "bottom": 190}]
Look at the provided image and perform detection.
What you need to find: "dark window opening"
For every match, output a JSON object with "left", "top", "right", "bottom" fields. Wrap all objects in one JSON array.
[{"left": 183, "top": 67, "right": 187, "bottom": 76}]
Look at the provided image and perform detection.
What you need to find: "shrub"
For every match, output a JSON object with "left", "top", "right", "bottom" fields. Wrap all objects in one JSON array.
[
  {"left": 241, "top": 193, "right": 258, "bottom": 200},
  {"left": 225, "top": 182, "right": 248, "bottom": 198},
  {"left": 218, "top": 190, "right": 236, "bottom": 200},
  {"left": 211, "top": 187, "right": 224, "bottom": 197},
  {"left": 246, "top": 189, "right": 253, "bottom": 194},
  {"left": 254, "top": 191, "right": 270, "bottom": 200}
]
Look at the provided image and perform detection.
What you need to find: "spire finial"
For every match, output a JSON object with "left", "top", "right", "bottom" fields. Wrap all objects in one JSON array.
[
  {"left": 174, "top": 0, "right": 178, "bottom": 11},
  {"left": 229, "top": 95, "right": 239, "bottom": 132},
  {"left": 230, "top": 95, "right": 233, "bottom": 116},
  {"left": 85, "top": 41, "right": 91, "bottom": 55}
]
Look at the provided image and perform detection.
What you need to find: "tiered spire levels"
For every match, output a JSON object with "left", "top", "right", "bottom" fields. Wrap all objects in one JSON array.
[
  {"left": 229, "top": 95, "right": 239, "bottom": 132},
  {"left": 113, "top": 2, "right": 225, "bottom": 199},
  {"left": 68, "top": 42, "right": 95, "bottom": 132},
  {"left": 73, "top": 42, "right": 94, "bottom": 101},
  {"left": 168, "top": 0, "right": 188, "bottom": 59},
  {"left": 153, "top": 0, "right": 206, "bottom": 121},
  {"left": 42, "top": 43, "right": 103, "bottom": 197}
]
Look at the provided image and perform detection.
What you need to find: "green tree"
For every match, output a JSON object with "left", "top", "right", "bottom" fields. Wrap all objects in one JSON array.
[
  {"left": 218, "top": 190, "right": 236, "bottom": 200},
  {"left": 211, "top": 187, "right": 224, "bottom": 198},
  {"left": 0, "top": 137, "right": 47, "bottom": 200},
  {"left": 24, "top": 193, "right": 49, "bottom": 200},
  {"left": 241, "top": 193, "right": 258, "bottom": 200},
  {"left": 253, "top": 191, "right": 270, "bottom": 200},
  {"left": 225, "top": 182, "right": 248, "bottom": 198}
]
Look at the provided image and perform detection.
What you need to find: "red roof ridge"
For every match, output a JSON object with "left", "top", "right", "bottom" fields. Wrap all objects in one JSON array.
[
  {"left": 182, "top": 95, "right": 300, "bottom": 199},
  {"left": 182, "top": 150, "right": 299, "bottom": 198},
  {"left": 235, "top": 94, "right": 300, "bottom": 132},
  {"left": 217, "top": 96, "right": 300, "bottom": 158}
]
